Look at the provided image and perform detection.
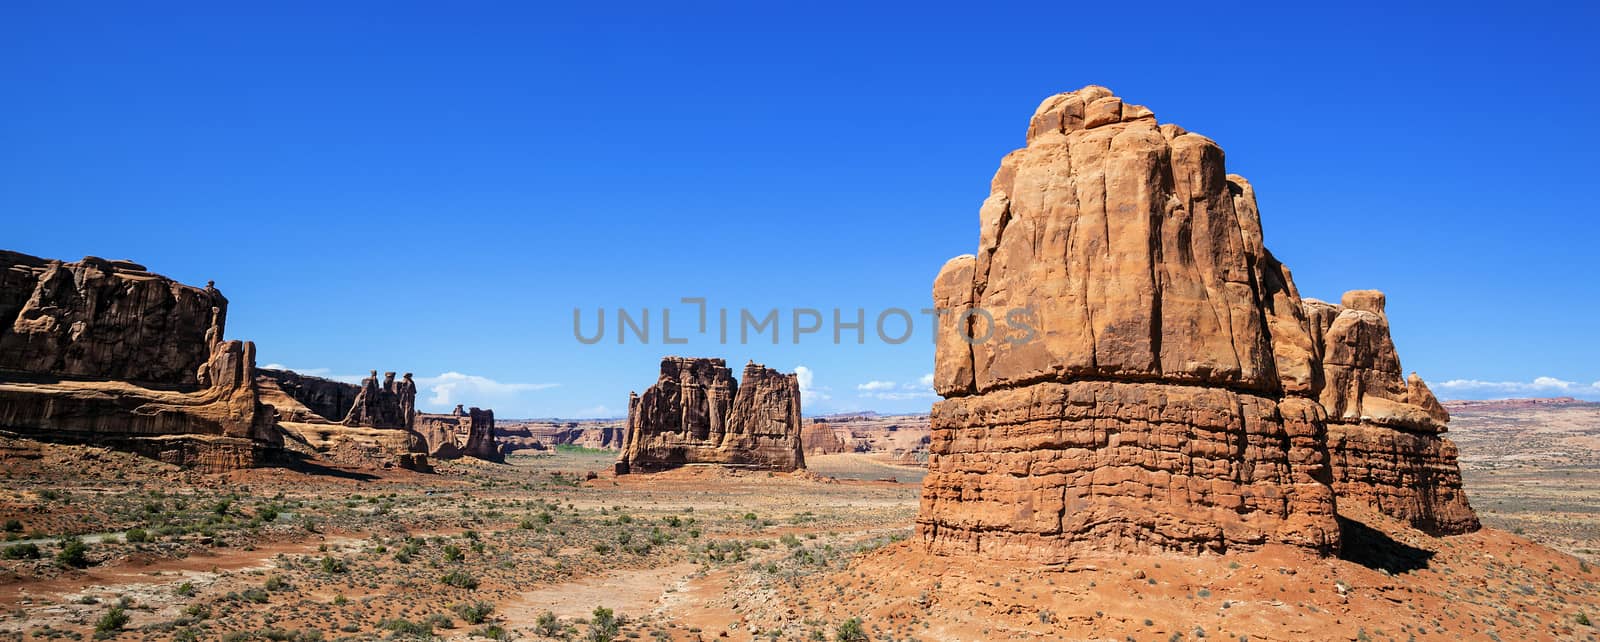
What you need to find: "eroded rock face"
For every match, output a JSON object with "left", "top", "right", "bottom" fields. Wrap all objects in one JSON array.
[
  {"left": 617, "top": 357, "right": 803, "bottom": 473},
  {"left": 0, "top": 251, "right": 227, "bottom": 387},
  {"left": 413, "top": 407, "right": 503, "bottom": 461},
  {"left": 342, "top": 371, "right": 416, "bottom": 429},
  {"left": 1306, "top": 293, "right": 1478, "bottom": 534},
  {"left": 920, "top": 86, "right": 1476, "bottom": 560},
  {"left": 258, "top": 368, "right": 359, "bottom": 423}
]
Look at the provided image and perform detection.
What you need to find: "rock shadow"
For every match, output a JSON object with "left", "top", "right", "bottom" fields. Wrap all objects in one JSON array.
[{"left": 1338, "top": 515, "right": 1434, "bottom": 574}]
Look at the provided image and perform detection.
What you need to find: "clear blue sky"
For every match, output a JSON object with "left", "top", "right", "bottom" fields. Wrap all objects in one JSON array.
[{"left": 6, "top": 2, "right": 1598, "bottom": 417}]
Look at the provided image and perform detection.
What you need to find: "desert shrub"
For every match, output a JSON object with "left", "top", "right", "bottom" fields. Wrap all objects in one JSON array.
[
  {"left": 588, "top": 606, "right": 619, "bottom": 642},
  {"left": 441, "top": 570, "right": 479, "bottom": 589},
  {"left": 56, "top": 537, "right": 90, "bottom": 568},
  {"left": 536, "top": 611, "right": 562, "bottom": 637},
  {"left": 94, "top": 606, "right": 129, "bottom": 638},
  {"left": 453, "top": 601, "right": 495, "bottom": 625},
  {"left": 2, "top": 543, "right": 40, "bottom": 560},
  {"left": 264, "top": 575, "right": 289, "bottom": 591},
  {"left": 3, "top": 519, "right": 22, "bottom": 532},
  {"left": 124, "top": 528, "right": 151, "bottom": 543},
  {"left": 471, "top": 624, "right": 511, "bottom": 640},
  {"left": 320, "top": 556, "right": 347, "bottom": 574},
  {"left": 175, "top": 581, "right": 196, "bottom": 597},
  {"left": 443, "top": 544, "right": 464, "bottom": 562},
  {"left": 834, "top": 617, "right": 867, "bottom": 642}
]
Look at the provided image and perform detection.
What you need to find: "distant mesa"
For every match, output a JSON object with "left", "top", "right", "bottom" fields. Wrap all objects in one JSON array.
[
  {"left": 919, "top": 86, "right": 1478, "bottom": 562},
  {"left": 615, "top": 357, "right": 804, "bottom": 474},
  {"left": 0, "top": 248, "right": 505, "bottom": 472}
]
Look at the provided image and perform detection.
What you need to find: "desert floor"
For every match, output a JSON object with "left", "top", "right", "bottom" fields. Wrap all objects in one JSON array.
[{"left": 2, "top": 438, "right": 1599, "bottom": 642}]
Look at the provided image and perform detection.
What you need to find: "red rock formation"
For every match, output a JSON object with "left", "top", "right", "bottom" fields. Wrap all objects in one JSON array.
[
  {"left": 616, "top": 357, "right": 804, "bottom": 474},
  {"left": 921, "top": 86, "right": 1479, "bottom": 560},
  {"left": 413, "top": 407, "right": 503, "bottom": 461},
  {"left": 0, "top": 251, "right": 227, "bottom": 387},
  {"left": 342, "top": 371, "right": 416, "bottom": 429},
  {"left": 257, "top": 368, "right": 359, "bottom": 423},
  {"left": 0, "top": 334, "right": 281, "bottom": 471},
  {"left": 800, "top": 420, "right": 851, "bottom": 455},
  {"left": 1306, "top": 292, "right": 1479, "bottom": 534}
]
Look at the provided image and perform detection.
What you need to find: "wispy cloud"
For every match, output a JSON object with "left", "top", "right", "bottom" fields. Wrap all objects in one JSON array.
[
  {"left": 1434, "top": 376, "right": 1600, "bottom": 401},
  {"left": 855, "top": 375, "right": 938, "bottom": 401},
  {"left": 417, "top": 372, "right": 559, "bottom": 411}
]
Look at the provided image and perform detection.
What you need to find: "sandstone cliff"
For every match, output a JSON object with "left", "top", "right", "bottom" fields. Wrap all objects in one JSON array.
[
  {"left": 919, "top": 86, "right": 1475, "bottom": 560},
  {"left": 616, "top": 357, "right": 804, "bottom": 474},
  {"left": 414, "top": 407, "right": 503, "bottom": 461},
  {"left": 0, "top": 251, "right": 228, "bottom": 387},
  {"left": 1306, "top": 292, "right": 1479, "bottom": 534},
  {"left": 257, "top": 368, "right": 359, "bottom": 423},
  {"left": 0, "top": 251, "right": 280, "bottom": 471}
]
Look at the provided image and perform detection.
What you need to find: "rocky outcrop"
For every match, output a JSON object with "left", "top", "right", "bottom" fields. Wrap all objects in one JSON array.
[
  {"left": 342, "top": 371, "right": 416, "bottom": 429},
  {"left": 616, "top": 357, "right": 804, "bottom": 474},
  {"left": 257, "top": 368, "right": 359, "bottom": 423},
  {"left": 413, "top": 407, "right": 503, "bottom": 461},
  {"left": 0, "top": 330, "right": 281, "bottom": 472},
  {"left": 0, "top": 251, "right": 228, "bottom": 388},
  {"left": 1306, "top": 292, "right": 1478, "bottom": 534},
  {"left": 919, "top": 86, "right": 1475, "bottom": 561},
  {"left": 800, "top": 420, "right": 851, "bottom": 455},
  {"left": 495, "top": 419, "right": 624, "bottom": 452}
]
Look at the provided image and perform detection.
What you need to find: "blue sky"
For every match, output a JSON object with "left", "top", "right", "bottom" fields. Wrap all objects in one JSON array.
[{"left": 5, "top": 2, "right": 1598, "bottom": 417}]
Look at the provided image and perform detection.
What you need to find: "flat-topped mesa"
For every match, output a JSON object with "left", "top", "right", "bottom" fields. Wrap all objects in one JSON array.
[
  {"left": 616, "top": 357, "right": 804, "bottom": 474},
  {"left": 0, "top": 250, "right": 278, "bottom": 470},
  {"left": 921, "top": 86, "right": 1474, "bottom": 561},
  {"left": 1306, "top": 291, "right": 1479, "bottom": 534}
]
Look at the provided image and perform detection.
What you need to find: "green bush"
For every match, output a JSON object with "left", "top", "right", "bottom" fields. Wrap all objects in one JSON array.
[
  {"left": 56, "top": 537, "right": 90, "bottom": 568},
  {"left": 834, "top": 617, "right": 867, "bottom": 642},
  {"left": 441, "top": 570, "right": 479, "bottom": 589},
  {"left": 2, "top": 542, "right": 40, "bottom": 560},
  {"left": 536, "top": 611, "right": 562, "bottom": 637},
  {"left": 94, "top": 606, "right": 129, "bottom": 638},
  {"left": 125, "top": 528, "right": 151, "bottom": 543},
  {"left": 453, "top": 601, "right": 495, "bottom": 625},
  {"left": 320, "top": 556, "right": 347, "bottom": 574},
  {"left": 2, "top": 519, "right": 22, "bottom": 532},
  {"left": 588, "top": 606, "right": 619, "bottom": 642}
]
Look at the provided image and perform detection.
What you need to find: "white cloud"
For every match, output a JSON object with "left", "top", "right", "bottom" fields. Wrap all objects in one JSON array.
[
  {"left": 794, "top": 365, "right": 831, "bottom": 403},
  {"left": 1434, "top": 376, "right": 1600, "bottom": 401},
  {"left": 854, "top": 375, "right": 939, "bottom": 402},
  {"left": 417, "top": 372, "right": 559, "bottom": 410}
]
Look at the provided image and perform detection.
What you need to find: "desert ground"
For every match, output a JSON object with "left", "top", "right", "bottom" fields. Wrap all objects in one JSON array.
[{"left": 3, "top": 401, "right": 1600, "bottom": 642}]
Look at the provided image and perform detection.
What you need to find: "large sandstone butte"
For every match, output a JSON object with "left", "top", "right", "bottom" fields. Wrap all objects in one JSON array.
[
  {"left": 919, "top": 86, "right": 1476, "bottom": 561},
  {"left": 0, "top": 250, "right": 279, "bottom": 470},
  {"left": 616, "top": 357, "right": 804, "bottom": 474}
]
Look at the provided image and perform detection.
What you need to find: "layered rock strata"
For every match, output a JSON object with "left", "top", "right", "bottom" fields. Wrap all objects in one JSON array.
[
  {"left": 1306, "top": 292, "right": 1478, "bottom": 534},
  {"left": 413, "top": 407, "right": 503, "bottom": 461},
  {"left": 616, "top": 357, "right": 804, "bottom": 474},
  {"left": 257, "top": 368, "right": 359, "bottom": 423},
  {"left": 919, "top": 86, "right": 1475, "bottom": 560},
  {"left": 0, "top": 254, "right": 280, "bottom": 471}
]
